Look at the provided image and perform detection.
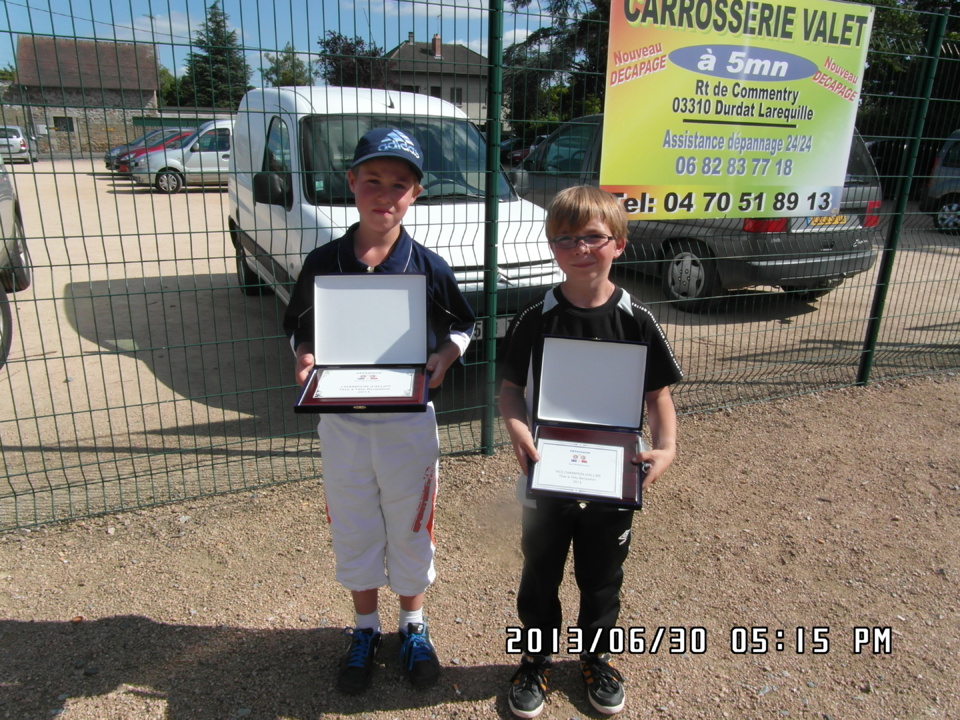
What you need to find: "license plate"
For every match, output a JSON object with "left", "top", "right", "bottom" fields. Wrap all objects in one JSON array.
[
  {"left": 472, "top": 316, "right": 509, "bottom": 341},
  {"left": 810, "top": 214, "right": 848, "bottom": 227}
]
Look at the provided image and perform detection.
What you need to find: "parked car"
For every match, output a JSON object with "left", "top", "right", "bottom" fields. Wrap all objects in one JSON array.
[
  {"left": 129, "top": 119, "right": 234, "bottom": 193},
  {"left": 228, "top": 86, "right": 561, "bottom": 319},
  {"left": 866, "top": 136, "right": 940, "bottom": 200},
  {"left": 116, "top": 130, "right": 194, "bottom": 174},
  {"left": 508, "top": 134, "right": 550, "bottom": 166},
  {"left": 0, "top": 156, "right": 33, "bottom": 368},
  {"left": 0, "top": 125, "right": 38, "bottom": 164},
  {"left": 511, "top": 114, "right": 883, "bottom": 310},
  {"left": 104, "top": 127, "right": 188, "bottom": 171},
  {"left": 919, "top": 128, "right": 960, "bottom": 231},
  {"left": 499, "top": 136, "right": 525, "bottom": 165}
]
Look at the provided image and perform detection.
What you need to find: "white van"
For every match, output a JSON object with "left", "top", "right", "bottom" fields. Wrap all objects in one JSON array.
[
  {"left": 130, "top": 118, "right": 234, "bottom": 193},
  {"left": 227, "top": 86, "right": 561, "bottom": 315}
]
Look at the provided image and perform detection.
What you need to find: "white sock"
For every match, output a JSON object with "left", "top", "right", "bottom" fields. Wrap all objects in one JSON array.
[
  {"left": 355, "top": 610, "right": 381, "bottom": 633},
  {"left": 399, "top": 607, "right": 424, "bottom": 632}
]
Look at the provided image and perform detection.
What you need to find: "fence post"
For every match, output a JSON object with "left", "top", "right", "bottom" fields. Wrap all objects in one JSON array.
[
  {"left": 481, "top": 0, "right": 505, "bottom": 454},
  {"left": 858, "top": 7, "right": 950, "bottom": 385}
]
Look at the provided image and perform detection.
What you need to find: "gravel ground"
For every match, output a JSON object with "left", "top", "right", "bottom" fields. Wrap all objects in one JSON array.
[{"left": 1, "top": 374, "right": 958, "bottom": 720}]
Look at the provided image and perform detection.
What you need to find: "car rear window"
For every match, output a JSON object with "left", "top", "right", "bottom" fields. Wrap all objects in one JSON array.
[{"left": 846, "top": 134, "right": 879, "bottom": 183}]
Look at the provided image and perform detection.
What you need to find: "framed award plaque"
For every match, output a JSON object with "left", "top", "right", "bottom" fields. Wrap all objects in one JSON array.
[
  {"left": 294, "top": 273, "right": 430, "bottom": 413},
  {"left": 527, "top": 335, "right": 649, "bottom": 508}
]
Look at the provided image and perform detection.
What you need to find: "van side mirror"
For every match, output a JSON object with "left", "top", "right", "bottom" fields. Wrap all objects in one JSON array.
[
  {"left": 191, "top": 143, "right": 200, "bottom": 153},
  {"left": 253, "top": 171, "right": 292, "bottom": 207},
  {"left": 510, "top": 168, "right": 527, "bottom": 195}
]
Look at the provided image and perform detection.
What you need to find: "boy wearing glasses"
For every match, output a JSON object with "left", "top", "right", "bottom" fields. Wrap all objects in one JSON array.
[{"left": 498, "top": 186, "right": 682, "bottom": 717}]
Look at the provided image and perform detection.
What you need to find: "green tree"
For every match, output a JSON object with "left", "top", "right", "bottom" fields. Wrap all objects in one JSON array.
[
  {"left": 174, "top": 1, "right": 252, "bottom": 109},
  {"left": 157, "top": 65, "right": 178, "bottom": 107},
  {"left": 0, "top": 63, "right": 16, "bottom": 83},
  {"left": 261, "top": 43, "right": 316, "bottom": 87},
  {"left": 854, "top": 1, "right": 960, "bottom": 141},
  {"left": 316, "top": 31, "right": 390, "bottom": 88},
  {"left": 504, "top": 0, "right": 959, "bottom": 145},
  {"left": 506, "top": 0, "right": 608, "bottom": 125}
]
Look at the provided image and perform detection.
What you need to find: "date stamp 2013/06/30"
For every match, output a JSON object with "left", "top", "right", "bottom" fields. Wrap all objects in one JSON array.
[{"left": 504, "top": 626, "right": 894, "bottom": 656}]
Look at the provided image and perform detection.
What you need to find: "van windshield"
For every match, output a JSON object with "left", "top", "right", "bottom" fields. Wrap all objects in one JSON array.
[{"left": 300, "top": 115, "right": 513, "bottom": 204}]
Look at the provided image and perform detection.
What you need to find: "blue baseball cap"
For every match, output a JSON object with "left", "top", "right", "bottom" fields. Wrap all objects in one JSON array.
[{"left": 351, "top": 127, "right": 424, "bottom": 180}]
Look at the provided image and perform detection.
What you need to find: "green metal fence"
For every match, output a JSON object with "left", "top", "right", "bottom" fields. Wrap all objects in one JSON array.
[{"left": 1, "top": 1, "right": 959, "bottom": 530}]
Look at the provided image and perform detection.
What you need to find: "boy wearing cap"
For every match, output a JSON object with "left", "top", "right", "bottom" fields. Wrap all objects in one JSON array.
[{"left": 284, "top": 127, "right": 476, "bottom": 695}]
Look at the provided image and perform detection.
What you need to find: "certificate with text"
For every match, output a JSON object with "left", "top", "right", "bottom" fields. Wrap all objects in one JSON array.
[
  {"left": 313, "top": 368, "right": 416, "bottom": 400},
  {"left": 531, "top": 439, "right": 624, "bottom": 499}
]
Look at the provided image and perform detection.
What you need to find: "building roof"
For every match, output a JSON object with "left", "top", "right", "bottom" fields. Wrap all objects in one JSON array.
[
  {"left": 15, "top": 37, "right": 159, "bottom": 91},
  {"left": 384, "top": 35, "right": 487, "bottom": 78}
]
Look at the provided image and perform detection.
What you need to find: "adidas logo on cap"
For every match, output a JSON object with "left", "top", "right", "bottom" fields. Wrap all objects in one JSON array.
[
  {"left": 352, "top": 127, "right": 424, "bottom": 178},
  {"left": 378, "top": 129, "right": 421, "bottom": 160}
]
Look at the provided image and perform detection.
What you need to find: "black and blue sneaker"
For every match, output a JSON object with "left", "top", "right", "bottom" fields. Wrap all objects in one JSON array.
[
  {"left": 398, "top": 622, "right": 441, "bottom": 689},
  {"left": 336, "top": 627, "right": 381, "bottom": 695}
]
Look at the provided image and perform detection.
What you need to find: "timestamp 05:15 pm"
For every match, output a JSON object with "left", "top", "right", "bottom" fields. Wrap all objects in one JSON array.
[{"left": 505, "top": 626, "right": 894, "bottom": 655}]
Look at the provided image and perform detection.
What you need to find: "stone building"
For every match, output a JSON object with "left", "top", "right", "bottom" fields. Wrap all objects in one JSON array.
[
  {"left": 2, "top": 37, "right": 162, "bottom": 155},
  {"left": 384, "top": 33, "right": 488, "bottom": 123}
]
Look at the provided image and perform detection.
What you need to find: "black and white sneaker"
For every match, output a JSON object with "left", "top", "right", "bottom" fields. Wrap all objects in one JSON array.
[
  {"left": 580, "top": 653, "right": 625, "bottom": 715},
  {"left": 399, "top": 622, "right": 441, "bottom": 689},
  {"left": 507, "top": 654, "right": 552, "bottom": 718},
  {"left": 336, "top": 627, "right": 381, "bottom": 694}
]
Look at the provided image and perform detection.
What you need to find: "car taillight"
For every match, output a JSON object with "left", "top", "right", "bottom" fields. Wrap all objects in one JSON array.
[
  {"left": 743, "top": 218, "right": 788, "bottom": 233},
  {"left": 19, "top": 139, "right": 26, "bottom": 151},
  {"left": 864, "top": 199, "right": 882, "bottom": 228}
]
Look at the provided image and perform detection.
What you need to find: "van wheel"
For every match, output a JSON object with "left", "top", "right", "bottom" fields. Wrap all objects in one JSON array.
[
  {"left": 0, "top": 216, "right": 31, "bottom": 292},
  {"left": 933, "top": 195, "right": 960, "bottom": 232},
  {"left": 0, "top": 285, "right": 12, "bottom": 370},
  {"left": 236, "top": 247, "right": 269, "bottom": 295},
  {"left": 661, "top": 240, "right": 718, "bottom": 312},
  {"left": 155, "top": 171, "right": 184, "bottom": 194}
]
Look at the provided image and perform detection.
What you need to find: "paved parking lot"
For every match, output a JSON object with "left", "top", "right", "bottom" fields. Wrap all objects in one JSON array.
[
  {"left": 0, "top": 160, "right": 303, "bottom": 526},
  {"left": 1, "top": 159, "right": 958, "bottom": 526}
]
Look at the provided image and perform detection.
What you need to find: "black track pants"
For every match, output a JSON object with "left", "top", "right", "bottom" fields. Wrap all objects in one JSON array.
[{"left": 516, "top": 498, "right": 635, "bottom": 655}]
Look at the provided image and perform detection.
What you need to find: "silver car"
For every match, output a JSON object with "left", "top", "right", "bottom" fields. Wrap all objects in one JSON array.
[
  {"left": 0, "top": 125, "right": 38, "bottom": 164},
  {"left": 103, "top": 127, "right": 190, "bottom": 171},
  {"left": 918, "top": 128, "right": 960, "bottom": 231},
  {"left": 0, "top": 156, "right": 32, "bottom": 368},
  {"left": 129, "top": 119, "right": 233, "bottom": 194},
  {"left": 511, "top": 114, "right": 883, "bottom": 310}
]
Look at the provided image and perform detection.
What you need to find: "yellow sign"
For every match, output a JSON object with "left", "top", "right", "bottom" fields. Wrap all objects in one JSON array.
[{"left": 602, "top": 0, "right": 875, "bottom": 219}]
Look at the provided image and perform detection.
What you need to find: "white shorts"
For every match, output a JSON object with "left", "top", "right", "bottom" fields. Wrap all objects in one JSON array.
[{"left": 317, "top": 405, "right": 439, "bottom": 596}]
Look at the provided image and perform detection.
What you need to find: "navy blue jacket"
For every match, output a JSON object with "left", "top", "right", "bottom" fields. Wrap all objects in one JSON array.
[{"left": 283, "top": 223, "right": 476, "bottom": 364}]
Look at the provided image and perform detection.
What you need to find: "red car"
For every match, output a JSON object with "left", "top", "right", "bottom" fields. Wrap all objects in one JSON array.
[
  {"left": 509, "top": 134, "right": 550, "bottom": 166},
  {"left": 116, "top": 130, "right": 193, "bottom": 174}
]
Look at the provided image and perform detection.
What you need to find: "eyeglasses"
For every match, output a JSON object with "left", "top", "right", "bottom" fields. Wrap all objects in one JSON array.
[{"left": 548, "top": 234, "right": 614, "bottom": 250}]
